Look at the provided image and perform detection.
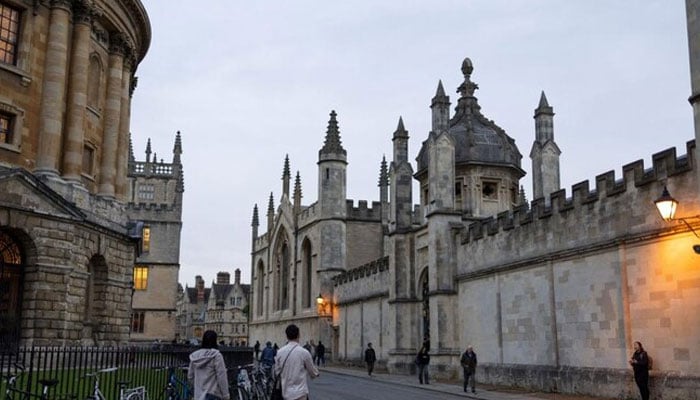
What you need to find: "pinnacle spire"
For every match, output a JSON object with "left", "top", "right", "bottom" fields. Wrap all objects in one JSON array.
[
  {"left": 535, "top": 90, "right": 554, "bottom": 116},
  {"left": 252, "top": 204, "right": 259, "bottom": 227},
  {"left": 267, "top": 192, "right": 274, "bottom": 216},
  {"left": 129, "top": 137, "right": 135, "bottom": 162},
  {"left": 393, "top": 116, "right": 408, "bottom": 139},
  {"left": 378, "top": 155, "right": 388, "bottom": 187},
  {"left": 319, "top": 110, "right": 347, "bottom": 157},
  {"left": 538, "top": 91, "right": 549, "bottom": 108},
  {"left": 145, "top": 138, "right": 152, "bottom": 163},
  {"left": 293, "top": 171, "right": 302, "bottom": 199},
  {"left": 519, "top": 185, "right": 528, "bottom": 206},
  {"left": 436, "top": 80, "right": 446, "bottom": 97},
  {"left": 282, "top": 154, "right": 290, "bottom": 179},
  {"left": 173, "top": 130, "right": 182, "bottom": 164}
]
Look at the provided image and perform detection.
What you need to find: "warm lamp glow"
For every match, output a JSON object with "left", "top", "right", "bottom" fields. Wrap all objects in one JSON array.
[
  {"left": 655, "top": 187, "right": 678, "bottom": 222},
  {"left": 316, "top": 294, "right": 324, "bottom": 305}
]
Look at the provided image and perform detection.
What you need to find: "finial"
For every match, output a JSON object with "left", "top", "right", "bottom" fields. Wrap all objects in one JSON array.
[
  {"left": 378, "top": 155, "right": 389, "bottom": 187},
  {"left": 293, "top": 171, "right": 302, "bottom": 203},
  {"left": 538, "top": 91, "right": 549, "bottom": 108},
  {"left": 282, "top": 154, "right": 290, "bottom": 179},
  {"left": 252, "top": 204, "right": 259, "bottom": 227},
  {"left": 436, "top": 80, "right": 446, "bottom": 97},
  {"left": 461, "top": 57, "right": 473, "bottom": 77},
  {"left": 535, "top": 90, "right": 554, "bottom": 116},
  {"left": 173, "top": 130, "right": 182, "bottom": 164},
  {"left": 267, "top": 192, "right": 274, "bottom": 215},
  {"left": 393, "top": 116, "right": 408, "bottom": 139},
  {"left": 519, "top": 185, "right": 528, "bottom": 207},
  {"left": 457, "top": 57, "right": 479, "bottom": 98},
  {"left": 145, "top": 138, "right": 152, "bottom": 163}
]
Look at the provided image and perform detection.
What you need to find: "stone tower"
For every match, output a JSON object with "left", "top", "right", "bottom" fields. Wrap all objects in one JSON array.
[
  {"left": 529, "top": 91, "right": 561, "bottom": 204},
  {"left": 317, "top": 110, "right": 348, "bottom": 297}
]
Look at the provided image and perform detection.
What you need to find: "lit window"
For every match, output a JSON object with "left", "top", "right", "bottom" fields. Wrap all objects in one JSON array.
[
  {"left": 131, "top": 311, "right": 145, "bottom": 333},
  {"left": 142, "top": 226, "right": 150, "bottom": 252},
  {"left": 133, "top": 266, "right": 148, "bottom": 290},
  {"left": 0, "top": 3, "right": 20, "bottom": 65},
  {"left": 138, "top": 184, "right": 155, "bottom": 200},
  {"left": 0, "top": 112, "right": 12, "bottom": 144}
]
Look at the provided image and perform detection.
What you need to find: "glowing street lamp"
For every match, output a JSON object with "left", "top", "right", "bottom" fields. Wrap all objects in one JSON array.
[{"left": 654, "top": 186, "right": 700, "bottom": 254}]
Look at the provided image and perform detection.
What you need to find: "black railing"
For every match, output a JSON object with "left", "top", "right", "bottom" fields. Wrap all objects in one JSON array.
[{"left": 0, "top": 345, "right": 253, "bottom": 400}]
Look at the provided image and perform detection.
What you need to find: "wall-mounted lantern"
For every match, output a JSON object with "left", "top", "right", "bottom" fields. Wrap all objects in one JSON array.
[{"left": 654, "top": 186, "right": 700, "bottom": 253}]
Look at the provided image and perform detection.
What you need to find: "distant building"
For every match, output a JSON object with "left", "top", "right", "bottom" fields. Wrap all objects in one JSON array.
[
  {"left": 0, "top": 0, "right": 151, "bottom": 346},
  {"left": 178, "top": 270, "right": 250, "bottom": 345},
  {"left": 126, "top": 134, "right": 184, "bottom": 343}
]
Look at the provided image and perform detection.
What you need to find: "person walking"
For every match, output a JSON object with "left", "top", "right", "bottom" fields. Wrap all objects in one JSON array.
[
  {"left": 275, "top": 324, "right": 319, "bottom": 400},
  {"left": 415, "top": 345, "right": 430, "bottom": 384},
  {"left": 315, "top": 341, "right": 326, "bottom": 366},
  {"left": 460, "top": 345, "right": 478, "bottom": 393},
  {"left": 254, "top": 340, "right": 261, "bottom": 361},
  {"left": 364, "top": 343, "right": 377, "bottom": 376},
  {"left": 629, "top": 341, "right": 650, "bottom": 400},
  {"left": 187, "top": 330, "right": 230, "bottom": 400}
]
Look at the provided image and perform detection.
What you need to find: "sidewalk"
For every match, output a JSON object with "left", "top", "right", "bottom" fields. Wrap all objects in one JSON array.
[{"left": 319, "top": 364, "right": 613, "bottom": 400}]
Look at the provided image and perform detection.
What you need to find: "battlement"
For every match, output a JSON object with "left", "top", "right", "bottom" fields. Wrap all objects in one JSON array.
[
  {"left": 129, "top": 161, "right": 177, "bottom": 177},
  {"left": 298, "top": 202, "right": 319, "bottom": 225},
  {"left": 127, "top": 202, "right": 180, "bottom": 212},
  {"left": 346, "top": 199, "right": 382, "bottom": 221},
  {"left": 462, "top": 140, "right": 695, "bottom": 243},
  {"left": 334, "top": 256, "right": 389, "bottom": 286}
]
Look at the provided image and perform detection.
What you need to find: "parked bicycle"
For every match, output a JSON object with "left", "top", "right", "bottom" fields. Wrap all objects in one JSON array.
[
  {"left": 117, "top": 380, "right": 146, "bottom": 400},
  {"left": 84, "top": 367, "right": 117, "bottom": 400},
  {"left": 153, "top": 366, "right": 191, "bottom": 400},
  {"left": 247, "top": 364, "right": 269, "bottom": 400},
  {"left": 228, "top": 364, "right": 253, "bottom": 400},
  {"left": 3, "top": 363, "right": 74, "bottom": 400}
]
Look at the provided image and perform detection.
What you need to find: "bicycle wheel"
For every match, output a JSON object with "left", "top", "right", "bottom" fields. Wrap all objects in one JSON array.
[{"left": 126, "top": 392, "right": 144, "bottom": 400}]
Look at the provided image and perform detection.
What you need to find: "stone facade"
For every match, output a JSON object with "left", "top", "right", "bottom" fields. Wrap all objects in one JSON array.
[
  {"left": 0, "top": 0, "right": 151, "bottom": 346},
  {"left": 126, "top": 134, "right": 184, "bottom": 343},
  {"left": 250, "top": 52, "right": 700, "bottom": 400},
  {"left": 177, "top": 270, "right": 250, "bottom": 345}
]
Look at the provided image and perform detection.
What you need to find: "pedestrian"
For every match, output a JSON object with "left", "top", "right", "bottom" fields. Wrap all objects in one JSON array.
[
  {"left": 316, "top": 341, "right": 326, "bottom": 366},
  {"left": 364, "top": 343, "right": 377, "bottom": 376},
  {"left": 309, "top": 340, "right": 317, "bottom": 364},
  {"left": 254, "top": 340, "right": 261, "bottom": 361},
  {"left": 187, "top": 330, "right": 230, "bottom": 400},
  {"left": 629, "top": 341, "right": 650, "bottom": 400},
  {"left": 274, "top": 324, "right": 319, "bottom": 400},
  {"left": 415, "top": 345, "right": 430, "bottom": 384},
  {"left": 303, "top": 341, "right": 312, "bottom": 353},
  {"left": 460, "top": 345, "right": 477, "bottom": 393}
]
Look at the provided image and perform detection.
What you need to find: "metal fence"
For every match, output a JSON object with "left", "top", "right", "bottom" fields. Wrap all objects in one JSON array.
[{"left": 0, "top": 345, "right": 253, "bottom": 400}]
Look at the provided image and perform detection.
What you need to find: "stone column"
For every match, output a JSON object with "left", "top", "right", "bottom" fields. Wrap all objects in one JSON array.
[
  {"left": 98, "top": 33, "right": 127, "bottom": 198},
  {"left": 36, "top": 0, "right": 72, "bottom": 176},
  {"left": 61, "top": 2, "right": 94, "bottom": 182},
  {"left": 115, "top": 56, "right": 134, "bottom": 200}
]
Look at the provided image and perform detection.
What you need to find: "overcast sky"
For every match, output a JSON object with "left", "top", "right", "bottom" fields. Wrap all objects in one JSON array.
[{"left": 130, "top": 1, "right": 693, "bottom": 287}]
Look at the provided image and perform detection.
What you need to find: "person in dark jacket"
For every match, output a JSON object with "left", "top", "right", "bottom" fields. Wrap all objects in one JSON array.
[
  {"left": 415, "top": 345, "right": 430, "bottom": 384},
  {"left": 460, "top": 346, "right": 478, "bottom": 393},
  {"left": 315, "top": 341, "right": 326, "bottom": 366},
  {"left": 629, "top": 341, "right": 650, "bottom": 400},
  {"left": 187, "top": 330, "right": 230, "bottom": 400},
  {"left": 364, "top": 343, "right": 377, "bottom": 376},
  {"left": 253, "top": 340, "right": 261, "bottom": 361}
]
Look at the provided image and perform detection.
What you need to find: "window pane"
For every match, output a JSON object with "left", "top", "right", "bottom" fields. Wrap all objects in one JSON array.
[
  {"left": 0, "top": 3, "right": 19, "bottom": 65},
  {"left": 0, "top": 113, "right": 12, "bottom": 144},
  {"left": 133, "top": 266, "right": 148, "bottom": 290}
]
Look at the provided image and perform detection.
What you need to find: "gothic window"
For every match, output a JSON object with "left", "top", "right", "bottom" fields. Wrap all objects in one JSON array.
[
  {"left": 138, "top": 183, "right": 155, "bottom": 201},
  {"left": 0, "top": 2, "right": 20, "bottom": 66},
  {"left": 256, "top": 261, "right": 264, "bottom": 316},
  {"left": 87, "top": 55, "right": 102, "bottom": 110},
  {"left": 131, "top": 311, "right": 145, "bottom": 333},
  {"left": 0, "top": 230, "right": 23, "bottom": 346},
  {"left": 280, "top": 242, "right": 290, "bottom": 310},
  {"left": 133, "top": 266, "right": 148, "bottom": 290},
  {"left": 302, "top": 239, "right": 312, "bottom": 308},
  {"left": 419, "top": 270, "right": 430, "bottom": 348}
]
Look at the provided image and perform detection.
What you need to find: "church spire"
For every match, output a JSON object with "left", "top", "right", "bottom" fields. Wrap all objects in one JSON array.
[
  {"left": 431, "top": 80, "right": 451, "bottom": 132},
  {"left": 530, "top": 91, "right": 561, "bottom": 204},
  {"left": 173, "top": 130, "right": 182, "bottom": 165},
  {"left": 282, "top": 154, "right": 291, "bottom": 198}
]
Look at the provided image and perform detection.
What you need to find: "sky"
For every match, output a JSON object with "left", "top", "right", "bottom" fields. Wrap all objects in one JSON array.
[{"left": 130, "top": 1, "right": 693, "bottom": 287}]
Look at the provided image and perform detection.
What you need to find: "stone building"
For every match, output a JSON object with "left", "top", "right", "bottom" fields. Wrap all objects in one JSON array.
[
  {"left": 127, "top": 134, "right": 184, "bottom": 343},
  {"left": 0, "top": 0, "right": 150, "bottom": 346},
  {"left": 249, "top": 4, "right": 700, "bottom": 398},
  {"left": 177, "top": 270, "right": 250, "bottom": 345}
]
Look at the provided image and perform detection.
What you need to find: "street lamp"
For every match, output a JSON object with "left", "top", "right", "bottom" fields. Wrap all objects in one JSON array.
[
  {"left": 316, "top": 293, "right": 331, "bottom": 316},
  {"left": 654, "top": 186, "right": 700, "bottom": 253}
]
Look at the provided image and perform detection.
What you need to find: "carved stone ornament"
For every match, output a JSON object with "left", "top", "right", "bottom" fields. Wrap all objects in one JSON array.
[
  {"left": 72, "top": 0, "right": 97, "bottom": 25},
  {"left": 108, "top": 32, "right": 132, "bottom": 57}
]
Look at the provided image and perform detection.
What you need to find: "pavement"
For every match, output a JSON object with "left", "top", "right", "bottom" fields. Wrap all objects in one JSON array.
[{"left": 318, "top": 364, "right": 613, "bottom": 400}]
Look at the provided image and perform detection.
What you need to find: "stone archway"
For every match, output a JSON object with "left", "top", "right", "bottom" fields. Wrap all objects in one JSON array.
[{"left": 0, "top": 230, "right": 24, "bottom": 347}]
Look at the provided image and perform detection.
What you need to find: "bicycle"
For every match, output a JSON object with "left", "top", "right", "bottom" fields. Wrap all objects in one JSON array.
[
  {"left": 117, "top": 381, "right": 146, "bottom": 400},
  {"left": 153, "top": 366, "right": 190, "bottom": 400},
  {"left": 228, "top": 364, "right": 253, "bottom": 400},
  {"left": 3, "top": 363, "right": 74, "bottom": 400},
  {"left": 84, "top": 367, "right": 117, "bottom": 400},
  {"left": 247, "top": 364, "right": 269, "bottom": 400}
]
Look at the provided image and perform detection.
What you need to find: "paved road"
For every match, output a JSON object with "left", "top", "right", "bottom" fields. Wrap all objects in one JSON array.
[{"left": 308, "top": 372, "right": 467, "bottom": 400}]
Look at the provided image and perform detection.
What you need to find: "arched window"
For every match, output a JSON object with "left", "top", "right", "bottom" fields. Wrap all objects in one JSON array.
[
  {"left": 0, "top": 230, "right": 23, "bottom": 346},
  {"left": 256, "top": 261, "right": 264, "bottom": 316},
  {"left": 301, "top": 239, "right": 312, "bottom": 308},
  {"left": 280, "top": 243, "right": 290, "bottom": 310},
  {"left": 87, "top": 54, "right": 103, "bottom": 110},
  {"left": 419, "top": 269, "right": 430, "bottom": 349}
]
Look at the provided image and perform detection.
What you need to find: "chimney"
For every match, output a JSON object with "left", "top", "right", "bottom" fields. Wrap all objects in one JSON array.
[
  {"left": 235, "top": 268, "right": 241, "bottom": 285},
  {"left": 217, "top": 272, "right": 230, "bottom": 285}
]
